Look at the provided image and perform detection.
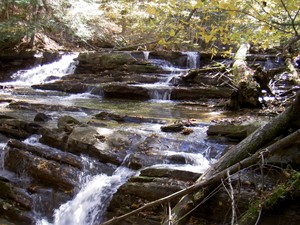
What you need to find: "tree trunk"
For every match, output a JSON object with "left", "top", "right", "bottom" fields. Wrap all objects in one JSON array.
[
  {"left": 228, "top": 43, "right": 261, "bottom": 109},
  {"left": 166, "top": 91, "right": 300, "bottom": 225}
]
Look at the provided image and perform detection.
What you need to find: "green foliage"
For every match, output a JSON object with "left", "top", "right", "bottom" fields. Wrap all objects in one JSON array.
[
  {"left": 0, "top": 0, "right": 43, "bottom": 48},
  {"left": 99, "top": 0, "right": 299, "bottom": 51},
  {"left": 0, "top": 0, "right": 298, "bottom": 51},
  {"left": 239, "top": 170, "right": 300, "bottom": 224}
]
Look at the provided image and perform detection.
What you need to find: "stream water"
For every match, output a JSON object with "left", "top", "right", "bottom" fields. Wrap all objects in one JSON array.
[{"left": 0, "top": 52, "right": 230, "bottom": 225}]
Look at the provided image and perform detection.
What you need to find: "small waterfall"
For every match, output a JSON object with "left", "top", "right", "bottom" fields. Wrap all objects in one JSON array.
[
  {"left": 38, "top": 167, "right": 136, "bottom": 225},
  {"left": 148, "top": 88, "right": 172, "bottom": 100},
  {"left": 0, "top": 142, "right": 7, "bottom": 171},
  {"left": 143, "top": 51, "right": 150, "bottom": 60},
  {"left": 184, "top": 52, "right": 199, "bottom": 69},
  {"left": 10, "top": 53, "right": 78, "bottom": 86}
]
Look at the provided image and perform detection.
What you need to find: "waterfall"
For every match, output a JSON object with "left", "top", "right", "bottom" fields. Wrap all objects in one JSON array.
[
  {"left": 38, "top": 167, "right": 136, "bottom": 225},
  {"left": 10, "top": 53, "right": 78, "bottom": 86},
  {"left": 184, "top": 52, "right": 199, "bottom": 69},
  {"left": 143, "top": 51, "right": 150, "bottom": 60},
  {"left": 0, "top": 142, "right": 7, "bottom": 171},
  {"left": 148, "top": 88, "right": 172, "bottom": 100}
]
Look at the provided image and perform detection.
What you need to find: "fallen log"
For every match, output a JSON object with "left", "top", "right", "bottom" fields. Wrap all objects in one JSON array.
[
  {"left": 229, "top": 44, "right": 261, "bottom": 109},
  {"left": 100, "top": 129, "right": 300, "bottom": 225}
]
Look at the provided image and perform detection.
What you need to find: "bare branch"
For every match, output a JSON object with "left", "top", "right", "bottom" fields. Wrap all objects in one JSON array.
[
  {"left": 280, "top": 0, "right": 299, "bottom": 36},
  {"left": 218, "top": 8, "right": 293, "bottom": 34}
]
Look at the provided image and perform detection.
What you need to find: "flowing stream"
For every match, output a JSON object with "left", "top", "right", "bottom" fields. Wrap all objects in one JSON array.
[{"left": 0, "top": 51, "right": 230, "bottom": 225}]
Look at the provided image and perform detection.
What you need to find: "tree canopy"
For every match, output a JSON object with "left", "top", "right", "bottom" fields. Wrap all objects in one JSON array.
[{"left": 0, "top": 0, "right": 299, "bottom": 53}]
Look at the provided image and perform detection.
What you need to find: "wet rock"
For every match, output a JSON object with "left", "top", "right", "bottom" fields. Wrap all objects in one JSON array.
[
  {"left": 106, "top": 167, "right": 199, "bottom": 224},
  {"left": 34, "top": 112, "right": 52, "bottom": 122},
  {"left": 0, "top": 176, "right": 32, "bottom": 210},
  {"left": 57, "top": 115, "right": 83, "bottom": 133},
  {"left": 181, "top": 127, "right": 194, "bottom": 135},
  {"left": 103, "top": 83, "right": 150, "bottom": 99},
  {"left": 4, "top": 144, "right": 80, "bottom": 191},
  {"left": 32, "top": 80, "right": 90, "bottom": 93},
  {"left": 94, "top": 111, "right": 125, "bottom": 122},
  {"left": 148, "top": 51, "right": 186, "bottom": 67},
  {"left": 75, "top": 52, "right": 138, "bottom": 73},
  {"left": 161, "top": 123, "right": 184, "bottom": 132},
  {"left": 8, "top": 139, "right": 83, "bottom": 169},
  {"left": 66, "top": 126, "right": 124, "bottom": 165},
  {"left": 140, "top": 167, "right": 201, "bottom": 182},
  {"left": 39, "top": 127, "right": 69, "bottom": 150},
  {"left": 0, "top": 198, "right": 35, "bottom": 225},
  {"left": 171, "top": 86, "right": 233, "bottom": 100},
  {"left": 94, "top": 111, "right": 166, "bottom": 124},
  {"left": 0, "top": 118, "right": 41, "bottom": 139},
  {"left": 40, "top": 122, "right": 126, "bottom": 166},
  {"left": 207, "top": 124, "right": 258, "bottom": 140},
  {"left": 8, "top": 101, "right": 89, "bottom": 112}
]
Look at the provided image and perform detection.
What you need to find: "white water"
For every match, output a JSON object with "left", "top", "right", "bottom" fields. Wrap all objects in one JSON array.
[
  {"left": 184, "top": 51, "right": 199, "bottom": 69},
  {"left": 0, "top": 51, "right": 217, "bottom": 225},
  {"left": 152, "top": 151, "right": 210, "bottom": 173},
  {"left": 38, "top": 167, "right": 136, "bottom": 225},
  {"left": 136, "top": 51, "right": 200, "bottom": 100},
  {"left": 143, "top": 51, "right": 150, "bottom": 60},
  {"left": 8, "top": 53, "right": 78, "bottom": 86}
]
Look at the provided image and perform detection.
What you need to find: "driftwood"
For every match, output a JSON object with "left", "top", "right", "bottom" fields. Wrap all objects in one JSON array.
[
  {"left": 164, "top": 90, "right": 300, "bottom": 224},
  {"left": 100, "top": 128, "right": 300, "bottom": 225}
]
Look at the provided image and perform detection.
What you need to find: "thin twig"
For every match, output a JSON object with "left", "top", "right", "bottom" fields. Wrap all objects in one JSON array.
[
  {"left": 227, "top": 170, "right": 236, "bottom": 225},
  {"left": 254, "top": 208, "right": 263, "bottom": 225},
  {"left": 280, "top": 0, "right": 299, "bottom": 36},
  {"left": 168, "top": 202, "right": 173, "bottom": 225}
]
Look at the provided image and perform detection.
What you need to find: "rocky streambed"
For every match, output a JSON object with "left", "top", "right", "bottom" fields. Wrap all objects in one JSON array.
[{"left": 0, "top": 50, "right": 299, "bottom": 225}]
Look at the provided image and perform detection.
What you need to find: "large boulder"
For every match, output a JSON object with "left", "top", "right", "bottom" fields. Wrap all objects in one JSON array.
[
  {"left": 75, "top": 52, "right": 137, "bottom": 73},
  {"left": 66, "top": 126, "right": 125, "bottom": 165}
]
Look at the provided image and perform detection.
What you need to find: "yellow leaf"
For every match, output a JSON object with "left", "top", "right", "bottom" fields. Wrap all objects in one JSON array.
[
  {"left": 158, "top": 38, "right": 166, "bottom": 45},
  {"left": 169, "top": 29, "right": 175, "bottom": 37},
  {"left": 195, "top": 0, "right": 203, "bottom": 8},
  {"left": 204, "top": 34, "right": 212, "bottom": 43},
  {"left": 147, "top": 6, "right": 156, "bottom": 15}
]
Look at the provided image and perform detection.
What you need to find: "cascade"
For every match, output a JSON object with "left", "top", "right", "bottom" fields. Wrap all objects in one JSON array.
[
  {"left": 148, "top": 88, "right": 172, "bottom": 100},
  {"left": 0, "top": 50, "right": 228, "bottom": 225},
  {"left": 50, "top": 167, "right": 136, "bottom": 225},
  {"left": 9, "top": 53, "right": 78, "bottom": 86},
  {"left": 183, "top": 51, "right": 200, "bottom": 69},
  {"left": 143, "top": 51, "right": 150, "bottom": 60}
]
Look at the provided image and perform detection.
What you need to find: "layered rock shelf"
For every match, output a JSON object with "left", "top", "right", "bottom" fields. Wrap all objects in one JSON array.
[{"left": 0, "top": 50, "right": 299, "bottom": 225}]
